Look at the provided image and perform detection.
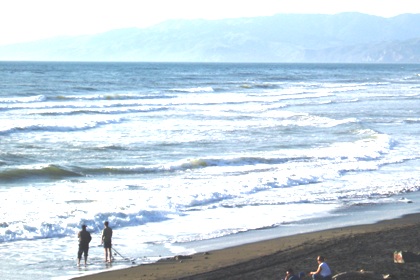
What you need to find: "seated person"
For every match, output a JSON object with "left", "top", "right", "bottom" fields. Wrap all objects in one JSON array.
[
  {"left": 284, "top": 268, "right": 301, "bottom": 280},
  {"left": 309, "top": 256, "right": 332, "bottom": 280}
]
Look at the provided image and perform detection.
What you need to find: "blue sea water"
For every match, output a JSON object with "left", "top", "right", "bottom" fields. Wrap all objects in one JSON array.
[{"left": 0, "top": 62, "right": 420, "bottom": 279}]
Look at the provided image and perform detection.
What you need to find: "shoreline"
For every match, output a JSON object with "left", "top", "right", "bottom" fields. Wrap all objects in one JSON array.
[{"left": 74, "top": 212, "right": 420, "bottom": 280}]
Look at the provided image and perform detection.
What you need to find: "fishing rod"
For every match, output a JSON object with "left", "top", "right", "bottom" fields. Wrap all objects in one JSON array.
[{"left": 112, "top": 247, "right": 136, "bottom": 264}]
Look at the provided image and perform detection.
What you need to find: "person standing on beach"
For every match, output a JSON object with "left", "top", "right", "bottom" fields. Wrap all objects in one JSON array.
[
  {"left": 77, "top": 225, "right": 92, "bottom": 266},
  {"left": 309, "top": 255, "right": 332, "bottom": 280},
  {"left": 101, "top": 221, "right": 113, "bottom": 262}
]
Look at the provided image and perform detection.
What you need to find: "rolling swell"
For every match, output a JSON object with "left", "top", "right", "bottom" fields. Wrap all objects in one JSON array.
[
  {"left": 36, "top": 106, "right": 169, "bottom": 116},
  {"left": 0, "top": 165, "right": 82, "bottom": 183},
  {"left": 0, "top": 118, "right": 123, "bottom": 136},
  {"left": 26, "top": 145, "right": 392, "bottom": 179}
]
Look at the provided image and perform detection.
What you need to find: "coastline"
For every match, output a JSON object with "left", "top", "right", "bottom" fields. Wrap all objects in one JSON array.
[{"left": 74, "top": 212, "right": 420, "bottom": 280}]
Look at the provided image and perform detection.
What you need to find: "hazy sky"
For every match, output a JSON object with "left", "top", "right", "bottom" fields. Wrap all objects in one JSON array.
[{"left": 1, "top": 0, "right": 419, "bottom": 45}]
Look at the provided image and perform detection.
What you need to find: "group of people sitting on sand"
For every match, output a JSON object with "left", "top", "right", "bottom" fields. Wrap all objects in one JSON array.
[{"left": 283, "top": 255, "right": 332, "bottom": 280}]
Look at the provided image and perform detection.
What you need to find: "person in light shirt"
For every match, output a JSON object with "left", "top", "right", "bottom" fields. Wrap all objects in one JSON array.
[{"left": 309, "top": 255, "right": 332, "bottom": 280}]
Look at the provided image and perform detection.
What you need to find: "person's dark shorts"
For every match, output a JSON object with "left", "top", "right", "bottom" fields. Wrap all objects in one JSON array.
[
  {"left": 78, "top": 245, "right": 89, "bottom": 258},
  {"left": 313, "top": 275, "right": 332, "bottom": 280},
  {"left": 103, "top": 240, "right": 112, "bottom": 248}
]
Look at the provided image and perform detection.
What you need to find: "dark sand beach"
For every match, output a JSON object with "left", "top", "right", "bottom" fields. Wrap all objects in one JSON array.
[{"left": 74, "top": 213, "right": 420, "bottom": 280}]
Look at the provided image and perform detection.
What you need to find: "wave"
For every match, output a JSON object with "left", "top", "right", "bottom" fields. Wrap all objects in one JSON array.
[
  {"left": 287, "top": 115, "right": 358, "bottom": 128},
  {"left": 0, "top": 209, "right": 173, "bottom": 242},
  {"left": 0, "top": 128, "right": 393, "bottom": 184},
  {"left": 0, "top": 93, "right": 174, "bottom": 107},
  {"left": 169, "top": 86, "right": 214, "bottom": 93},
  {"left": 0, "top": 95, "right": 46, "bottom": 103},
  {"left": 54, "top": 93, "right": 174, "bottom": 101},
  {"left": 260, "top": 111, "right": 358, "bottom": 128},
  {"left": 0, "top": 158, "right": 297, "bottom": 184},
  {"left": 0, "top": 117, "right": 123, "bottom": 136},
  {"left": 402, "top": 73, "right": 420, "bottom": 82},
  {"left": 240, "top": 82, "right": 284, "bottom": 89},
  {"left": 0, "top": 165, "right": 82, "bottom": 183},
  {"left": 71, "top": 86, "right": 99, "bottom": 92},
  {"left": 75, "top": 156, "right": 314, "bottom": 177},
  {"left": 404, "top": 118, "right": 420, "bottom": 124},
  {"left": 3, "top": 178, "right": 417, "bottom": 244},
  {"left": 0, "top": 96, "right": 174, "bottom": 115},
  {"left": 1, "top": 125, "right": 394, "bottom": 186},
  {"left": 35, "top": 106, "right": 169, "bottom": 116}
]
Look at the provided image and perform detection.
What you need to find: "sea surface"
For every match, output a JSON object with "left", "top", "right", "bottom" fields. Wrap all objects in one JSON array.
[{"left": 1, "top": 62, "right": 420, "bottom": 279}]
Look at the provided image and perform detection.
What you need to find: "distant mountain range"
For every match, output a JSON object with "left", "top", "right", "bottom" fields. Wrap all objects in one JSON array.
[{"left": 1, "top": 13, "right": 420, "bottom": 63}]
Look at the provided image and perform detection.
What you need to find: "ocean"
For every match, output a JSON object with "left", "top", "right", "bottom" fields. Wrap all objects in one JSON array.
[{"left": 0, "top": 62, "right": 419, "bottom": 279}]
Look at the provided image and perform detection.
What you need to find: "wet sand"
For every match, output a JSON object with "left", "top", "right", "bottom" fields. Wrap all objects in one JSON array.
[{"left": 74, "top": 213, "right": 420, "bottom": 279}]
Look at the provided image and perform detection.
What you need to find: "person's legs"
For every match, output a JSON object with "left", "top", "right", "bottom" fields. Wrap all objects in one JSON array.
[
  {"left": 312, "top": 275, "right": 331, "bottom": 280},
  {"left": 83, "top": 247, "right": 88, "bottom": 266},
  {"left": 107, "top": 247, "right": 112, "bottom": 262},
  {"left": 77, "top": 246, "right": 83, "bottom": 266},
  {"left": 104, "top": 241, "right": 112, "bottom": 262},
  {"left": 299, "top": 271, "right": 305, "bottom": 279}
]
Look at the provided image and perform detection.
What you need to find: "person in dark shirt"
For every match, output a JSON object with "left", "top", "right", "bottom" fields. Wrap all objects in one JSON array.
[
  {"left": 77, "top": 225, "right": 92, "bottom": 266},
  {"left": 284, "top": 268, "right": 301, "bottom": 280}
]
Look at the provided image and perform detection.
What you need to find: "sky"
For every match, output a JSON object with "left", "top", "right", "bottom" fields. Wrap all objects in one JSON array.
[{"left": 0, "top": 0, "right": 419, "bottom": 46}]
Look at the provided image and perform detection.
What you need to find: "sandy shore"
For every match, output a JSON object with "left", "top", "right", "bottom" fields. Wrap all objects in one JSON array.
[{"left": 74, "top": 213, "right": 420, "bottom": 280}]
